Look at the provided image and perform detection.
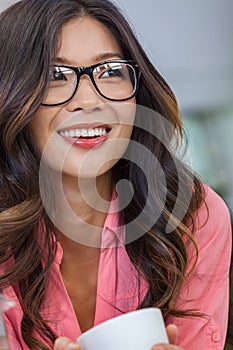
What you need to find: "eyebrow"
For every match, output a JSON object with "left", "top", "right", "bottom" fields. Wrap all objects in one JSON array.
[{"left": 54, "top": 52, "right": 124, "bottom": 65}]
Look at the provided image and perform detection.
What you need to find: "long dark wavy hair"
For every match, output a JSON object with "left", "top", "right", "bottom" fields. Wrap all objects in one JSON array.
[{"left": 0, "top": 0, "right": 205, "bottom": 349}]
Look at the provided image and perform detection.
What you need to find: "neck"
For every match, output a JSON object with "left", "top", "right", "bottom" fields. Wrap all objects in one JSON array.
[{"left": 47, "top": 169, "right": 112, "bottom": 248}]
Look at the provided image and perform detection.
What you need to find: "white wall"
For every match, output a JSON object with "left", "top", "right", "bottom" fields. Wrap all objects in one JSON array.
[{"left": 115, "top": 0, "right": 233, "bottom": 111}]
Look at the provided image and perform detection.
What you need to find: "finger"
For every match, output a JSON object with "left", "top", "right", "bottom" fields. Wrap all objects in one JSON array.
[
  {"left": 54, "top": 337, "right": 81, "bottom": 350},
  {"left": 166, "top": 324, "right": 178, "bottom": 345}
]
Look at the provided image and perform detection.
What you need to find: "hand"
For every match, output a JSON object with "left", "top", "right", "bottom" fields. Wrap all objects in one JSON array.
[
  {"left": 151, "top": 324, "right": 184, "bottom": 350},
  {"left": 53, "top": 324, "right": 184, "bottom": 350},
  {"left": 54, "top": 337, "right": 81, "bottom": 350}
]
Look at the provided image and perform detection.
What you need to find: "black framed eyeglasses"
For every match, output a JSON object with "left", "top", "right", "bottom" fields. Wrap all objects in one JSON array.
[{"left": 42, "top": 59, "right": 141, "bottom": 106}]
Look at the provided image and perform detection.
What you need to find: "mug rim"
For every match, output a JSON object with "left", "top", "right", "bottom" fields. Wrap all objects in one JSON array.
[{"left": 77, "top": 307, "right": 162, "bottom": 341}]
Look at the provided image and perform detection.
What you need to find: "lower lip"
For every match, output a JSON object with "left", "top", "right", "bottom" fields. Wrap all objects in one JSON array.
[{"left": 61, "top": 132, "right": 110, "bottom": 149}]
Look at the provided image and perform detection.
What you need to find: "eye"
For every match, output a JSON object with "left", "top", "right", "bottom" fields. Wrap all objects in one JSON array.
[
  {"left": 100, "top": 67, "right": 123, "bottom": 79},
  {"left": 96, "top": 63, "right": 125, "bottom": 79},
  {"left": 49, "top": 67, "right": 68, "bottom": 81}
]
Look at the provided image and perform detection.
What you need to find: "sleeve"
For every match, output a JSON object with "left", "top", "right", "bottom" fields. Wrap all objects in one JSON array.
[
  {"left": 167, "top": 185, "right": 232, "bottom": 350},
  {"left": 1, "top": 287, "right": 28, "bottom": 350},
  {"left": 4, "top": 315, "right": 23, "bottom": 350}
]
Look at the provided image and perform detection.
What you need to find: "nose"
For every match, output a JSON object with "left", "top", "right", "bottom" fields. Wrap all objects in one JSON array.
[{"left": 65, "top": 75, "right": 105, "bottom": 112}]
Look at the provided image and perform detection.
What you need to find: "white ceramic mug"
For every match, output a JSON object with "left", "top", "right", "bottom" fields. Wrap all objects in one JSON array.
[{"left": 77, "top": 308, "right": 169, "bottom": 350}]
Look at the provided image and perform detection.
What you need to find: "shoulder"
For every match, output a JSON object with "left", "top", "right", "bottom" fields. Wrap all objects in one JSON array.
[
  {"left": 203, "top": 183, "right": 230, "bottom": 215},
  {"left": 190, "top": 184, "right": 232, "bottom": 274},
  {"left": 194, "top": 184, "right": 231, "bottom": 241}
]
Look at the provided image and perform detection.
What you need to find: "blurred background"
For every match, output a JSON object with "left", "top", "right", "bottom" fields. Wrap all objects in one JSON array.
[
  {"left": 1, "top": 0, "right": 233, "bottom": 348},
  {"left": 114, "top": 0, "right": 233, "bottom": 213}
]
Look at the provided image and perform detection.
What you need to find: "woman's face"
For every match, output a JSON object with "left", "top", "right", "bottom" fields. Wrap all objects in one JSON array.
[{"left": 30, "top": 16, "right": 136, "bottom": 180}]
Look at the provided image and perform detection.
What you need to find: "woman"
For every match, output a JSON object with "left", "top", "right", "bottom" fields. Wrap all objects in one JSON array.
[{"left": 0, "top": 1, "right": 231, "bottom": 350}]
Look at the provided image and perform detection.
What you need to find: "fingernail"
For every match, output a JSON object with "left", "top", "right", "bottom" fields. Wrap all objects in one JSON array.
[{"left": 152, "top": 347, "right": 164, "bottom": 350}]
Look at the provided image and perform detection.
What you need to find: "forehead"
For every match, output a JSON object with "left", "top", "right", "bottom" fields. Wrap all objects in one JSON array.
[{"left": 58, "top": 16, "right": 123, "bottom": 66}]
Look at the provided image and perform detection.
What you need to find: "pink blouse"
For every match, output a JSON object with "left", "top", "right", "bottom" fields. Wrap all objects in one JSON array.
[{"left": 3, "top": 185, "right": 232, "bottom": 349}]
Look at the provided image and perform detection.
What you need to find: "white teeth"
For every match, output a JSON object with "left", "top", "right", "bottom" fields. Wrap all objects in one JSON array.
[
  {"left": 59, "top": 127, "right": 108, "bottom": 138},
  {"left": 75, "top": 130, "right": 81, "bottom": 137},
  {"left": 88, "top": 129, "right": 95, "bottom": 137},
  {"left": 80, "top": 129, "right": 87, "bottom": 137}
]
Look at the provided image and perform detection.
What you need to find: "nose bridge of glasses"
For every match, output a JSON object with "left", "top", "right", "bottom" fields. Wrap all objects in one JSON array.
[
  {"left": 72, "top": 65, "right": 101, "bottom": 101},
  {"left": 74, "top": 65, "right": 93, "bottom": 80}
]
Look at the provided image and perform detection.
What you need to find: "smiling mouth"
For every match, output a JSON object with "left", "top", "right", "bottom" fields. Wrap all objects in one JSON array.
[
  {"left": 57, "top": 125, "right": 112, "bottom": 149},
  {"left": 58, "top": 126, "right": 111, "bottom": 139}
]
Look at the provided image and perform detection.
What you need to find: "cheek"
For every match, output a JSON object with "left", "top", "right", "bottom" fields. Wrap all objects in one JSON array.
[
  {"left": 110, "top": 100, "right": 136, "bottom": 155},
  {"left": 29, "top": 107, "right": 59, "bottom": 151},
  {"left": 120, "top": 102, "right": 135, "bottom": 142},
  {"left": 113, "top": 99, "right": 136, "bottom": 131},
  {"left": 122, "top": 99, "right": 136, "bottom": 125},
  {"left": 96, "top": 126, "right": 135, "bottom": 177},
  {"left": 29, "top": 123, "right": 48, "bottom": 154}
]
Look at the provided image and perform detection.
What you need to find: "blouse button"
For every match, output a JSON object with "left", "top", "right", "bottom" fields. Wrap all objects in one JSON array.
[{"left": 212, "top": 331, "right": 221, "bottom": 342}]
